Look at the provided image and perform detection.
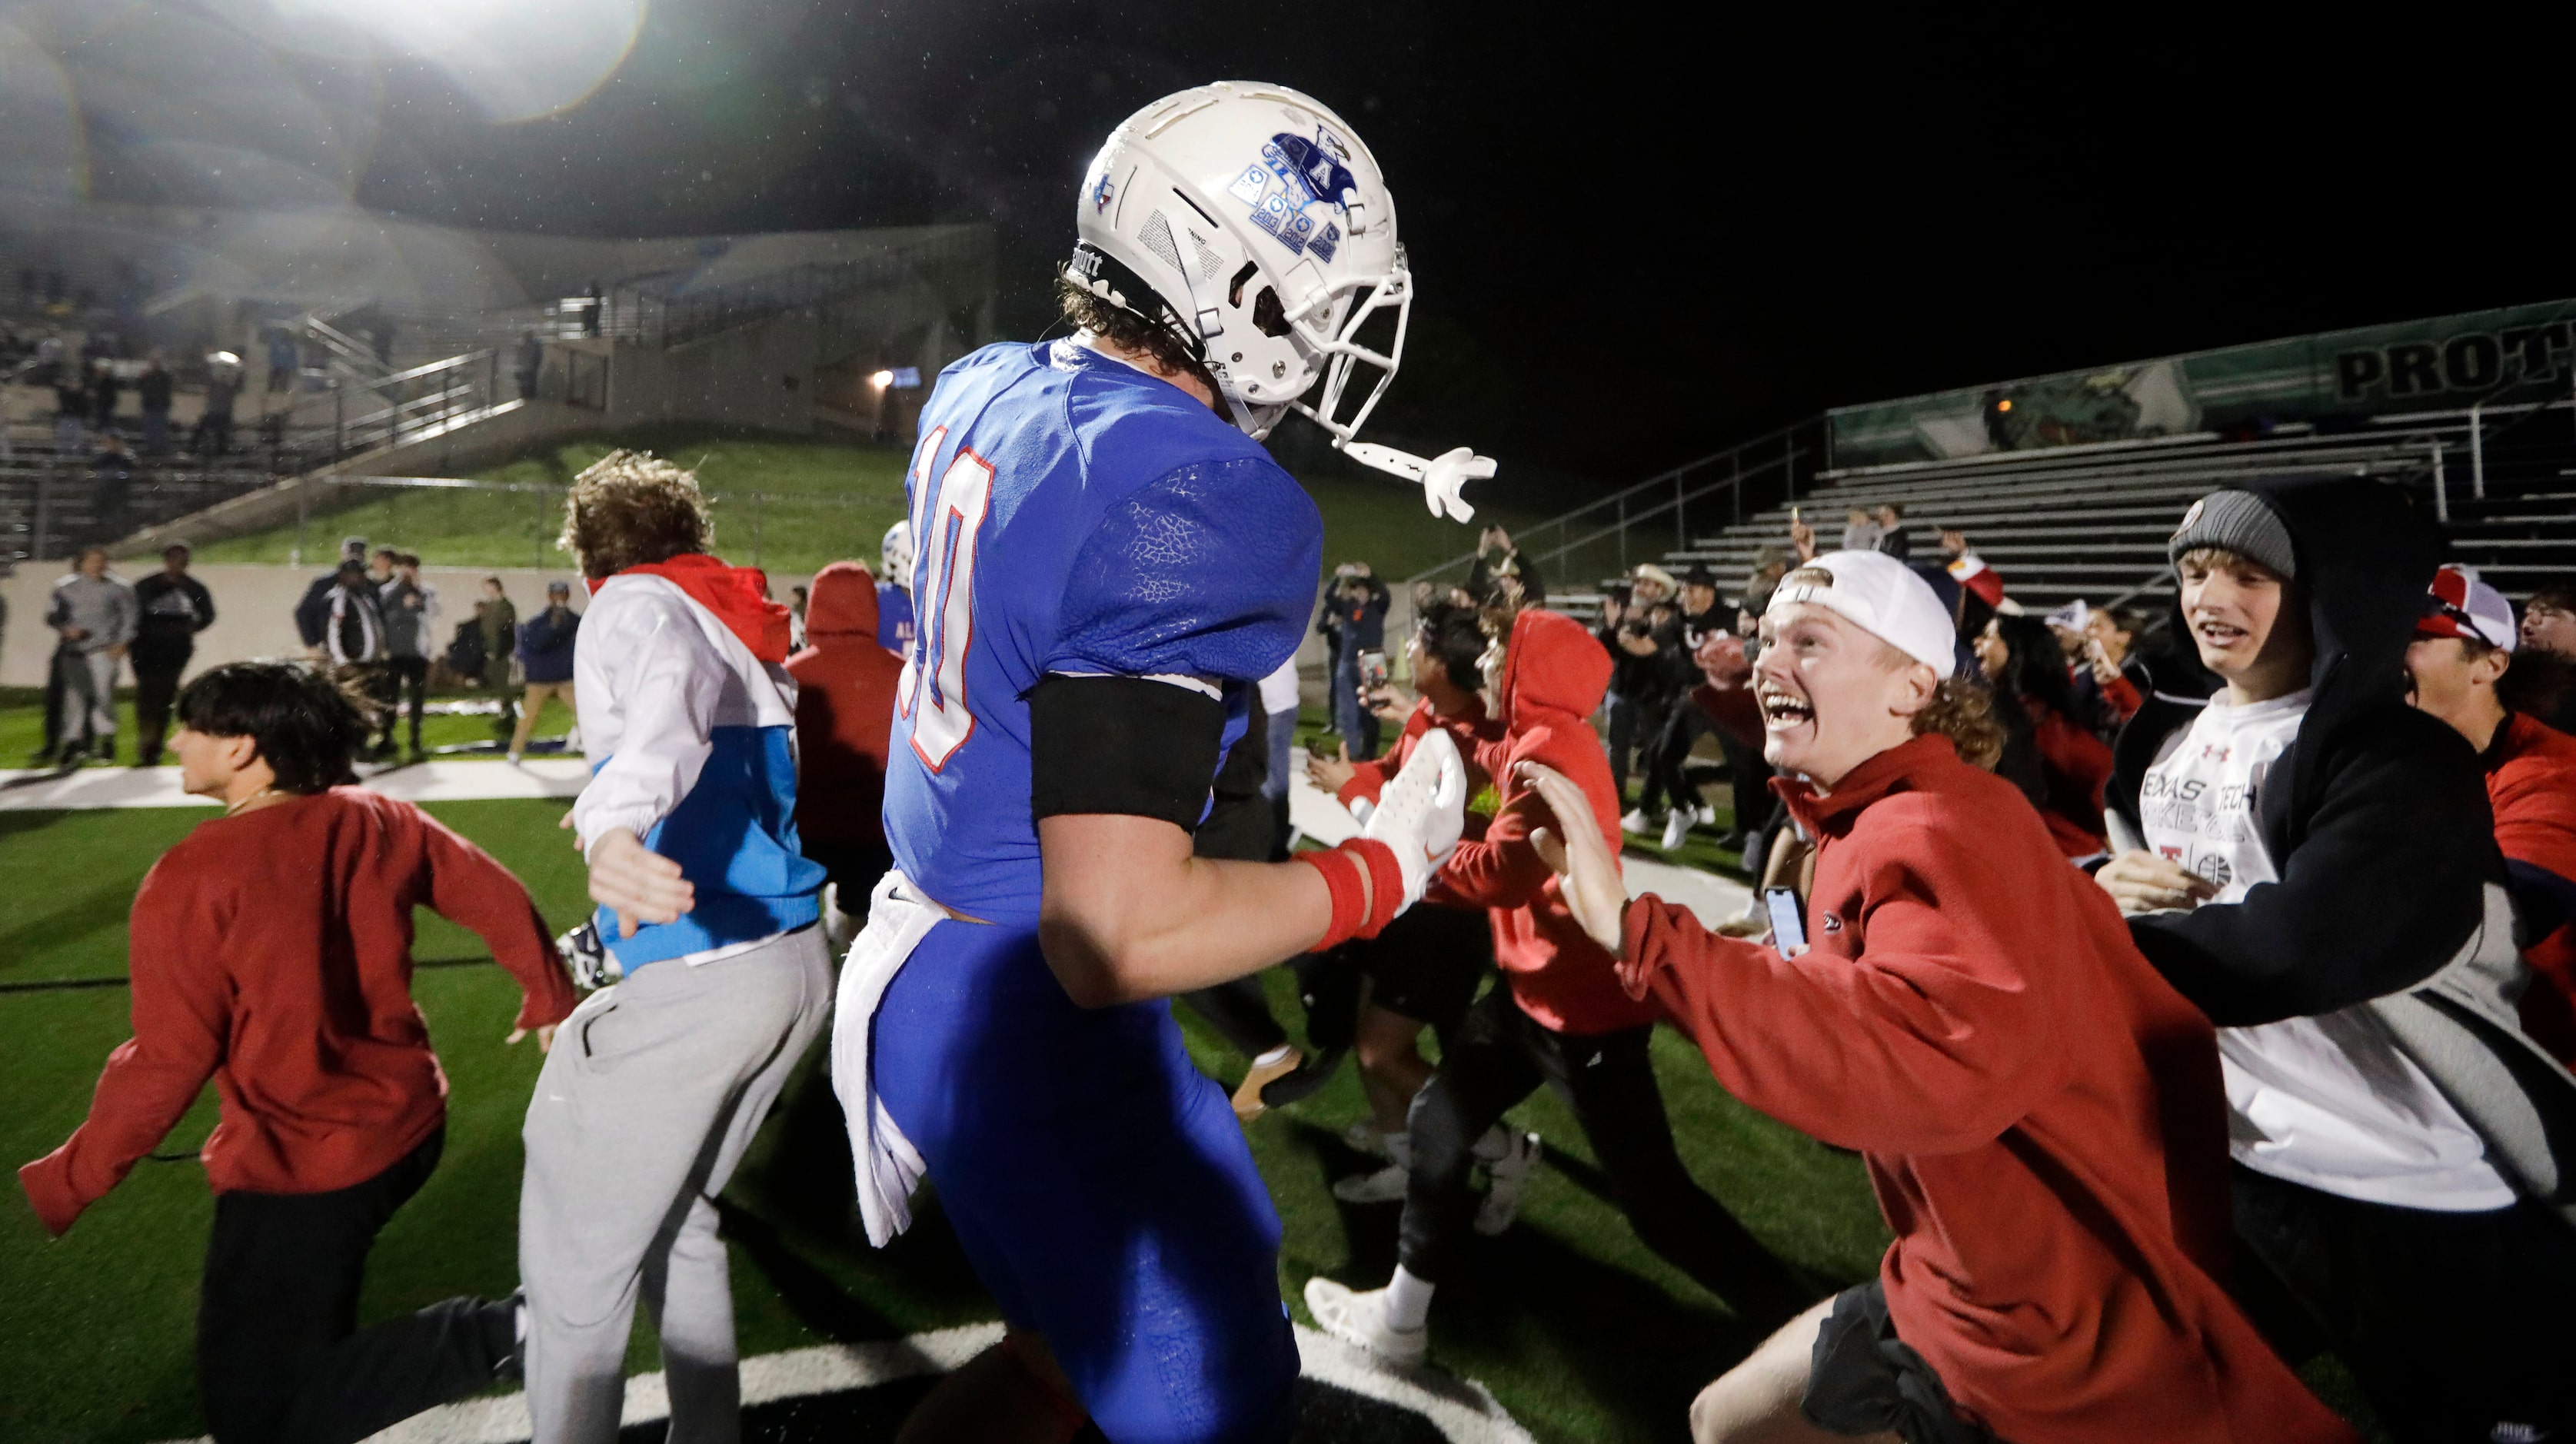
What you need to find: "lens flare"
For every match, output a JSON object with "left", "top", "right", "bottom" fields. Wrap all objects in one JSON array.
[{"left": 275, "top": 0, "right": 647, "bottom": 123}]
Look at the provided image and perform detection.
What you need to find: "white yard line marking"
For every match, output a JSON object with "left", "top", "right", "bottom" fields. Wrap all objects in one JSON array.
[
  {"left": 155, "top": 1321, "right": 1533, "bottom": 1444},
  {"left": 0, "top": 758, "right": 592, "bottom": 812}
]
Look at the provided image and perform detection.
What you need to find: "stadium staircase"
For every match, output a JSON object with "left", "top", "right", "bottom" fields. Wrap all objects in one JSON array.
[{"left": 1416, "top": 405, "right": 2576, "bottom": 618}]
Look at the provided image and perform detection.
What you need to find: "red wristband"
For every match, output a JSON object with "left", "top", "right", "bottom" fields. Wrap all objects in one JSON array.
[
  {"left": 1295, "top": 846, "right": 1370, "bottom": 952},
  {"left": 1343, "top": 837, "right": 1406, "bottom": 940}
]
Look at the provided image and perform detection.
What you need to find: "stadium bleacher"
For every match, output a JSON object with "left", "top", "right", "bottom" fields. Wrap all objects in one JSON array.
[{"left": 1415, "top": 408, "right": 2576, "bottom": 621}]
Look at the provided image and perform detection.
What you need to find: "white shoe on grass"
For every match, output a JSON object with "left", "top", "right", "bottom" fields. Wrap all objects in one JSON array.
[
  {"left": 1303, "top": 1277, "right": 1428, "bottom": 1369},
  {"left": 1474, "top": 1130, "right": 1542, "bottom": 1236},
  {"left": 1620, "top": 808, "right": 1652, "bottom": 835},
  {"left": 1660, "top": 808, "right": 1693, "bottom": 850},
  {"left": 1332, "top": 1163, "right": 1409, "bottom": 1203}
]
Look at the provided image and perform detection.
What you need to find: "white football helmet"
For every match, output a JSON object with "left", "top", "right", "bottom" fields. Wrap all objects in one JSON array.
[
  {"left": 1073, "top": 82, "right": 1492, "bottom": 521},
  {"left": 880, "top": 519, "right": 912, "bottom": 588}
]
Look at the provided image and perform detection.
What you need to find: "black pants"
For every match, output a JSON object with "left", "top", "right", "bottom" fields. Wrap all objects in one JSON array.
[
  {"left": 199, "top": 1129, "right": 517, "bottom": 1444},
  {"left": 1640, "top": 702, "right": 1709, "bottom": 817},
  {"left": 2232, "top": 1163, "right": 2576, "bottom": 1443},
  {"left": 380, "top": 655, "right": 429, "bottom": 752},
  {"left": 1715, "top": 725, "right": 1772, "bottom": 838},
  {"left": 1180, "top": 975, "right": 1291, "bottom": 1058},
  {"left": 1603, "top": 693, "right": 1637, "bottom": 802},
  {"left": 132, "top": 645, "right": 191, "bottom": 765},
  {"left": 1397, "top": 989, "right": 1807, "bottom": 1326}
]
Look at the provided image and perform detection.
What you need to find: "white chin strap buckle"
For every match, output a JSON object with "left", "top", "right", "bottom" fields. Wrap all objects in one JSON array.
[{"left": 1336, "top": 441, "right": 1494, "bottom": 524}]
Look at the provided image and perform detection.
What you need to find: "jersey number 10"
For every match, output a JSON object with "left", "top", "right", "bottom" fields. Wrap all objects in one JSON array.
[{"left": 899, "top": 425, "right": 994, "bottom": 770}]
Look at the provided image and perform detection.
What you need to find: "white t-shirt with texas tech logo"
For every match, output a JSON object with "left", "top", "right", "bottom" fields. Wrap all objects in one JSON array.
[{"left": 2142, "top": 688, "right": 2512, "bottom": 1211}]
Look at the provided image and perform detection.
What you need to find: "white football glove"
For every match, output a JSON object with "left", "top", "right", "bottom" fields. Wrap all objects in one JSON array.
[
  {"left": 1339, "top": 441, "right": 1496, "bottom": 524},
  {"left": 1360, "top": 728, "right": 1469, "bottom": 912}
]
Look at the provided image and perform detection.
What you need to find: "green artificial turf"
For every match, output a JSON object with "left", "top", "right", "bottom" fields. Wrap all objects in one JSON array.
[
  {"left": 0, "top": 687, "right": 572, "bottom": 774},
  {"left": 0, "top": 754, "right": 2387, "bottom": 1442},
  {"left": 165, "top": 424, "right": 1536, "bottom": 586},
  {"left": 0, "top": 791, "right": 1886, "bottom": 1442}
]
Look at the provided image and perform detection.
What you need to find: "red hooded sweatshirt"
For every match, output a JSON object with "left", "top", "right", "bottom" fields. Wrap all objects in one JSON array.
[
  {"left": 1438, "top": 608, "right": 1657, "bottom": 1035},
  {"left": 2489, "top": 710, "right": 2576, "bottom": 1063},
  {"left": 786, "top": 561, "right": 904, "bottom": 850},
  {"left": 1621, "top": 734, "right": 2351, "bottom": 1444}
]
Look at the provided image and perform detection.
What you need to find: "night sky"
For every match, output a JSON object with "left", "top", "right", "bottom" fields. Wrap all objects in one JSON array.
[{"left": 164, "top": 2, "right": 2573, "bottom": 493}]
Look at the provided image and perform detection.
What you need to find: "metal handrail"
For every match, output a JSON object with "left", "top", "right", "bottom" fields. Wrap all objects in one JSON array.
[{"left": 1404, "top": 417, "right": 1822, "bottom": 591}]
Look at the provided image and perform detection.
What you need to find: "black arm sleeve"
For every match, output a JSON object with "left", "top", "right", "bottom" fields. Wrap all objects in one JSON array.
[
  {"left": 2127, "top": 708, "right": 2498, "bottom": 1026},
  {"left": 1029, "top": 674, "right": 1226, "bottom": 833}
]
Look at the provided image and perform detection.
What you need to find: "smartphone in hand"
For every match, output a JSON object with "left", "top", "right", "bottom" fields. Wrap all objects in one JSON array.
[{"left": 1764, "top": 886, "right": 1808, "bottom": 955}]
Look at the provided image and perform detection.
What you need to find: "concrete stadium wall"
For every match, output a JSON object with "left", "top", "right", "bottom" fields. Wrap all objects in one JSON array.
[
  {"left": 0, "top": 563, "right": 830, "bottom": 690},
  {"left": 601, "top": 313, "right": 820, "bottom": 434}
]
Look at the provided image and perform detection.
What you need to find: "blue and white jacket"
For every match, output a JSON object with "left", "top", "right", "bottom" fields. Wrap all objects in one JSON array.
[{"left": 571, "top": 572, "right": 825, "bottom": 969}]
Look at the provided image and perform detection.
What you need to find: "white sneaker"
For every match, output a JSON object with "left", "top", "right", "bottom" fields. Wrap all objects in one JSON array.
[
  {"left": 505, "top": 751, "right": 524, "bottom": 766},
  {"left": 1473, "top": 1130, "right": 1542, "bottom": 1236},
  {"left": 1332, "top": 1163, "right": 1410, "bottom": 1203},
  {"left": 1343, "top": 1121, "right": 1390, "bottom": 1156},
  {"left": 1660, "top": 808, "right": 1693, "bottom": 850},
  {"left": 1620, "top": 807, "right": 1652, "bottom": 835},
  {"left": 1303, "top": 1277, "right": 1428, "bottom": 1369},
  {"left": 1697, "top": 804, "right": 1721, "bottom": 827}
]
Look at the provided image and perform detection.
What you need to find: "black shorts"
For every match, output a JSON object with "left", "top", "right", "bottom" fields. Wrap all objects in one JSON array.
[
  {"left": 1802, "top": 1280, "right": 2005, "bottom": 1444},
  {"left": 1344, "top": 902, "right": 1492, "bottom": 1033}
]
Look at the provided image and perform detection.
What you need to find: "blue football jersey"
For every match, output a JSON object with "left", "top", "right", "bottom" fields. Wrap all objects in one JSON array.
[{"left": 880, "top": 339, "right": 1323, "bottom": 925}]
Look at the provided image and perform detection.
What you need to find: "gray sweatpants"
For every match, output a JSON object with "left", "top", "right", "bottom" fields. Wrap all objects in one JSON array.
[{"left": 519, "top": 925, "right": 833, "bottom": 1444}]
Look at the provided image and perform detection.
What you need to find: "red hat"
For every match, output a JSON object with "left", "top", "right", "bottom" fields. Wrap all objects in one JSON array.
[{"left": 2418, "top": 564, "right": 2517, "bottom": 651}]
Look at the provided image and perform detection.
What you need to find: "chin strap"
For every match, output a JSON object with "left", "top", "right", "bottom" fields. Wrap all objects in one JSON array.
[{"left": 1335, "top": 440, "right": 1494, "bottom": 524}]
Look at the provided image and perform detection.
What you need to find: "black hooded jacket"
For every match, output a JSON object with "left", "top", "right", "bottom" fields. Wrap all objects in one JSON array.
[{"left": 2107, "top": 476, "right": 2501, "bottom": 1026}]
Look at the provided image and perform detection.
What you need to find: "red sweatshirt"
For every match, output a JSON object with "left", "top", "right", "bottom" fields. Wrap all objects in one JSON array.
[
  {"left": 2025, "top": 697, "right": 2114, "bottom": 858},
  {"left": 1442, "top": 608, "right": 1658, "bottom": 1035},
  {"left": 19, "top": 789, "right": 576, "bottom": 1236},
  {"left": 2488, "top": 711, "right": 2576, "bottom": 1063},
  {"left": 787, "top": 561, "right": 904, "bottom": 849},
  {"left": 1622, "top": 735, "right": 2351, "bottom": 1444}
]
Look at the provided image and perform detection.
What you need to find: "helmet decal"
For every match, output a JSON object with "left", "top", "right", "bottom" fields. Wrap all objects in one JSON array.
[
  {"left": 1225, "top": 133, "right": 1356, "bottom": 260},
  {"left": 1090, "top": 174, "right": 1117, "bottom": 213}
]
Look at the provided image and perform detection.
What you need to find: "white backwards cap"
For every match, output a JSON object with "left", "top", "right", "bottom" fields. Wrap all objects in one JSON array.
[{"left": 1766, "top": 549, "right": 1957, "bottom": 678}]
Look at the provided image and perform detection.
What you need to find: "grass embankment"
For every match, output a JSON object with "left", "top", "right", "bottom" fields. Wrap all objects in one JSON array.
[{"left": 178, "top": 426, "right": 1539, "bottom": 584}]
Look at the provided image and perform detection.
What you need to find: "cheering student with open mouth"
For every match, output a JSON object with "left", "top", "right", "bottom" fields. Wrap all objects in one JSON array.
[{"left": 1516, "top": 549, "right": 2351, "bottom": 1444}]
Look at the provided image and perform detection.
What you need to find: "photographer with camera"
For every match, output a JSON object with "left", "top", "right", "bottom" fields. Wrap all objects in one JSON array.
[{"left": 1466, "top": 525, "right": 1544, "bottom": 607}]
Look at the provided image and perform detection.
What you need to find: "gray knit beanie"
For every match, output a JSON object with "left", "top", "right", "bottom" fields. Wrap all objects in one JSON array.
[{"left": 2168, "top": 489, "right": 2295, "bottom": 579}]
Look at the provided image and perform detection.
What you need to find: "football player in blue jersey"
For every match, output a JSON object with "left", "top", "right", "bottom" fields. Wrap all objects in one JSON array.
[{"left": 827, "top": 82, "right": 1495, "bottom": 1442}]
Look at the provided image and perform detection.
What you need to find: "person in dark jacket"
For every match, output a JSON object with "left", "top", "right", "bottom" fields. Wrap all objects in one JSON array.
[
  {"left": 130, "top": 543, "right": 216, "bottom": 765},
  {"left": 1974, "top": 613, "right": 2113, "bottom": 860},
  {"left": 1320, "top": 562, "right": 1392, "bottom": 760},
  {"left": 136, "top": 353, "right": 175, "bottom": 457},
  {"left": 505, "top": 581, "right": 579, "bottom": 763},
  {"left": 1464, "top": 525, "right": 1544, "bottom": 607},
  {"left": 295, "top": 537, "right": 370, "bottom": 651},
  {"left": 1641, "top": 564, "right": 1731, "bottom": 850},
  {"left": 2097, "top": 479, "right": 2576, "bottom": 1444},
  {"left": 377, "top": 553, "right": 439, "bottom": 757}
]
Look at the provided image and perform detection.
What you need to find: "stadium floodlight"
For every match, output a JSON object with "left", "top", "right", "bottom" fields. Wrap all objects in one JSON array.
[
  {"left": 870, "top": 369, "right": 895, "bottom": 388},
  {"left": 273, "top": 0, "right": 644, "bottom": 122}
]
